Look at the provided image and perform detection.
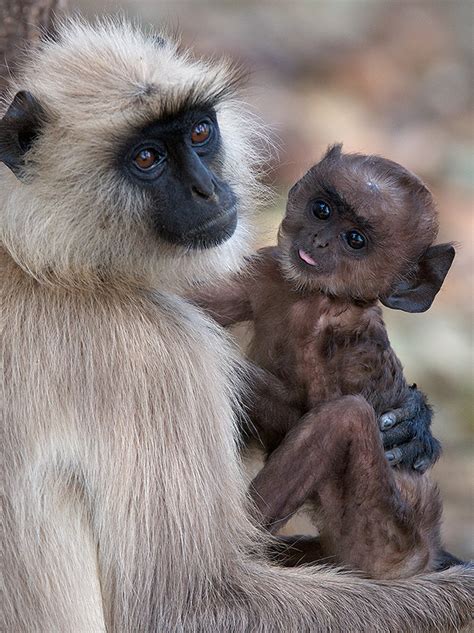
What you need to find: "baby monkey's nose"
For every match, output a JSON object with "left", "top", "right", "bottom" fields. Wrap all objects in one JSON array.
[{"left": 313, "top": 233, "right": 329, "bottom": 248}]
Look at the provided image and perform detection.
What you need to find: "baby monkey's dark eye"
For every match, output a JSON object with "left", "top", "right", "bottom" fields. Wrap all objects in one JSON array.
[
  {"left": 133, "top": 148, "right": 159, "bottom": 170},
  {"left": 191, "top": 121, "right": 212, "bottom": 145},
  {"left": 345, "top": 230, "right": 366, "bottom": 250},
  {"left": 312, "top": 200, "right": 331, "bottom": 220}
]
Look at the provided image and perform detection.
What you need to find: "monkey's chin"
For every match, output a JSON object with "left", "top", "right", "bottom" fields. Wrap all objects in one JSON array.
[
  {"left": 184, "top": 207, "right": 238, "bottom": 250},
  {"left": 159, "top": 206, "right": 238, "bottom": 251}
]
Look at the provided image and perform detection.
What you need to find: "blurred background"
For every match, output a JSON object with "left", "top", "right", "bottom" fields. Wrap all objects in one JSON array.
[{"left": 70, "top": 0, "right": 474, "bottom": 558}]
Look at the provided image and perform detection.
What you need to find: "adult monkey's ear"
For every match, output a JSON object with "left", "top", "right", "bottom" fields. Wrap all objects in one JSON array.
[
  {"left": 381, "top": 243, "right": 455, "bottom": 313},
  {"left": 0, "top": 91, "right": 46, "bottom": 178}
]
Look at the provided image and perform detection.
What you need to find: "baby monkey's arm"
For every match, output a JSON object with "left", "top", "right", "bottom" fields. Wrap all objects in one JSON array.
[{"left": 190, "top": 271, "right": 253, "bottom": 327}]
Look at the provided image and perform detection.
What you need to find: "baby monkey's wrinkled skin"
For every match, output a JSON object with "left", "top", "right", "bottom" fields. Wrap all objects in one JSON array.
[{"left": 193, "top": 145, "right": 458, "bottom": 579}]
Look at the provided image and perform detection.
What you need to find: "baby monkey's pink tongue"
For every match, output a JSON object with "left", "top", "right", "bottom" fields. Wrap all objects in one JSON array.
[{"left": 298, "top": 249, "right": 317, "bottom": 266}]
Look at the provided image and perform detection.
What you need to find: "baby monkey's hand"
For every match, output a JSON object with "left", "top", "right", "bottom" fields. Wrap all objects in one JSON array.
[{"left": 379, "top": 387, "right": 441, "bottom": 473}]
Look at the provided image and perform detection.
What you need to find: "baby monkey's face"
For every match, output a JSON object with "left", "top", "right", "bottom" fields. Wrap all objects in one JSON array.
[
  {"left": 281, "top": 183, "right": 371, "bottom": 286},
  {"left": 278, "top": 146, "right": 439, "bottom": 301}
]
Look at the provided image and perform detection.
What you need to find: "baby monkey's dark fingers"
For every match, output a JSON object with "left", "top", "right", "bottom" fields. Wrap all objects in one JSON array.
[
  {"left": 385, "top": 443, "right": 429, "bottom": 471},
  {"left": 385, "top": 436, "right": 442, "bottom": 472},
  {"left": 379, "top": 385, "right": 430, "bottom": 431},
  {"left": 382, "top": 418, "right": 418, "bottom": 447},
  {"left": 380, "top": 407, "right": 411, "bottom": 431},
  {"left": 380, "top": 387, "right": 440, "bottom": 471},
  {"left": 382, "top": 414, "right": 441, "bottom": 468},
  {"left": 385, "top": 447, "right": 403, "bottom": 466}
]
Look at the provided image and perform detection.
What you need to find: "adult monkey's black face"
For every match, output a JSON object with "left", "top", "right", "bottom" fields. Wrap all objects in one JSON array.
[{"left": 121, "top": 106, "right": 237, "bottom": 249}]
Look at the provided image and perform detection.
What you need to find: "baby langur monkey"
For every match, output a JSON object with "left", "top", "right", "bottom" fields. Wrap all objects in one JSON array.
[{"left": 193, "top": 145, "right": 457, "bottom": 579}]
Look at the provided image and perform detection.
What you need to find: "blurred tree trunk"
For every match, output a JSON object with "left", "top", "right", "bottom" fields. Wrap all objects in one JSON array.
[{"left": 0, "top": 0, "right": 67, "bottom": 94}]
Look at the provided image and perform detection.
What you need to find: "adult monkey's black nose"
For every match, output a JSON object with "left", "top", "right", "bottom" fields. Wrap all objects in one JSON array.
[
  {"left": 186, "top": 152, "right": 216, "bottom": 200},
  {"left": 192, "top": 180, "right": 216, "bottom": 200}
]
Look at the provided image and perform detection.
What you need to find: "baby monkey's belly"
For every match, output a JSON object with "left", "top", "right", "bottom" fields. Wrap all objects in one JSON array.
[
  {"left": 249, "top": 305, "right": 348, "bottom": 413},
  {"left": 249, "top": 289, "right": 398, "bottom": 417}
]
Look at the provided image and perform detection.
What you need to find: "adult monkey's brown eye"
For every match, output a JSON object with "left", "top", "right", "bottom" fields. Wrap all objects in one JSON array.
[
  {"left": 133, "top": 148, "right": 158, "bottom": 170},
  {"left": 191, "top": 121, "right": 211, "bottom": 145}
]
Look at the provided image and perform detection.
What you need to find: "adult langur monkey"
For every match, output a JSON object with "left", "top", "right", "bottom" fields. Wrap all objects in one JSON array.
[{"left": 1, "top": 19, "right": 473, "bottom": 632}]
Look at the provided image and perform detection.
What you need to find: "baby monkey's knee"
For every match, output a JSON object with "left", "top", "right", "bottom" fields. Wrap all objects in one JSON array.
[{"left": 323, "top": 395, "right": 377, "bottom": 436}]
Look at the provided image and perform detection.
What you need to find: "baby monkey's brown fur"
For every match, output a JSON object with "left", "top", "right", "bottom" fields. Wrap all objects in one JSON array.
[{"left": 194, "top": 145, "right": 456, "bottom": 579}]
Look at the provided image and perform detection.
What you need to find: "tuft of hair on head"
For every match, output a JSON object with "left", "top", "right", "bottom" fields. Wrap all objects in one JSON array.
[{"left": 321, "top": 142, "right": 343, "bottom": 163}]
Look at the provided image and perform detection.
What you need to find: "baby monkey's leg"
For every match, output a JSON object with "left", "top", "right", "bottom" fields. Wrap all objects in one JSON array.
[{"left": 250, "top": 395, "right": 441, "bottom": 579}]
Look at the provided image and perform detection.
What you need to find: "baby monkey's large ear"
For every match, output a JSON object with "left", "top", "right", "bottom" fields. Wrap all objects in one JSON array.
[
  {"left": 381, "top": 244, "right": 455, "bottom": 313},
  {"left": 0, "top": 91, "right": 46, "bottom": 177}
]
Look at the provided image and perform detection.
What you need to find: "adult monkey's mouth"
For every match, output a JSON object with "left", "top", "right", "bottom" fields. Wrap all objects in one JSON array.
[
  {"left": 181, "top": 205, "right": 238, "bottom": 250},
  {"left": 155, "top": 204, "right": 238, "bottom": 250}
]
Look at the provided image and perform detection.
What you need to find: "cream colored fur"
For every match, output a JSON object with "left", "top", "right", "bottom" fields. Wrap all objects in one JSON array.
[{"left": 1, "top": 18, "right": 473, "bottom": 632}]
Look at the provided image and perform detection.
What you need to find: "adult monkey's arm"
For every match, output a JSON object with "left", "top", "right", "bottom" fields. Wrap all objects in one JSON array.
[{"left": 0, "top": 0, "right": 67, "bottom": 95}]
